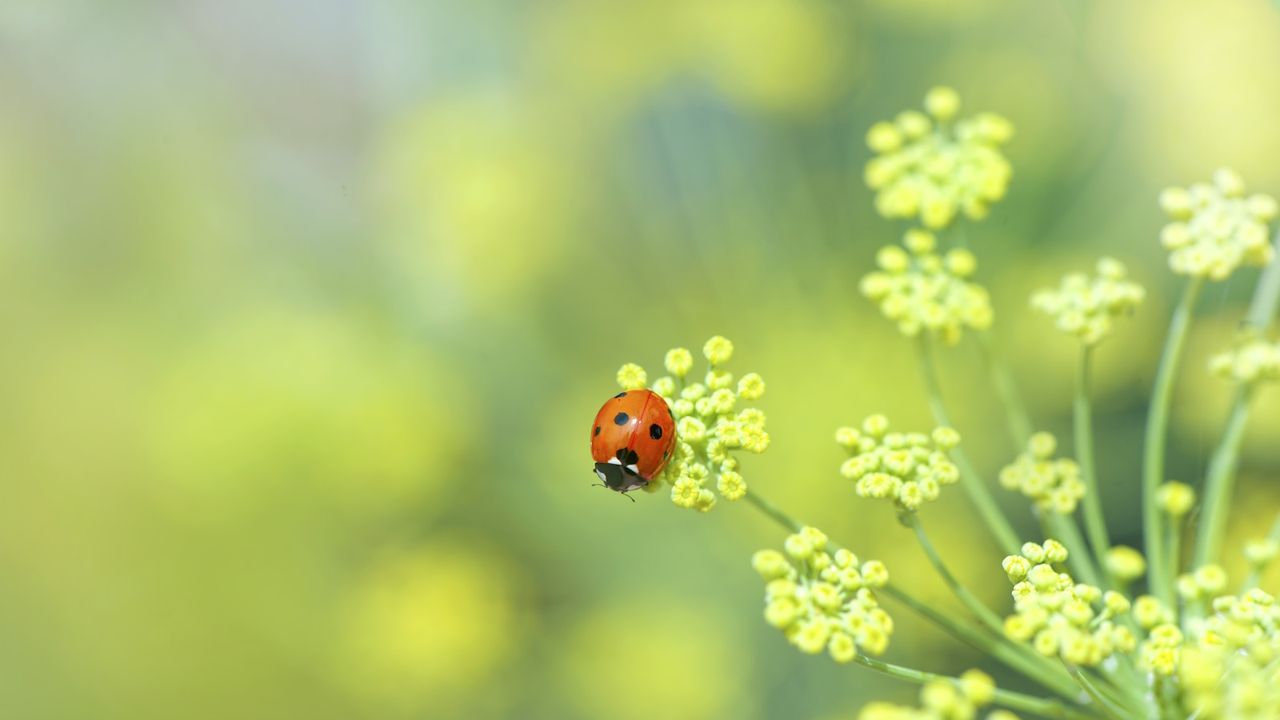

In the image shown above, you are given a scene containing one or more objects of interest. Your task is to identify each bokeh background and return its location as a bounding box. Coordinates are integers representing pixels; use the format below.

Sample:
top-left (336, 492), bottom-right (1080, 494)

top-left (3, 0), bottom-right (1280, 717)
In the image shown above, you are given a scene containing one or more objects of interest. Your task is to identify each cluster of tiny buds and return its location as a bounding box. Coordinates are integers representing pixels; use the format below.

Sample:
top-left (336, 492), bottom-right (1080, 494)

top-left (857, 668), bottom-right (1018, 720)
top-left (1159, 168), bottom-right (1277, 280)
top-left (1181, 588), bottom-right (1280, 716)
top-left (1030, 257), bottom-right (1145, 346)
top-left (752, 527), bottom-right (894, 663)
top-left (1209, 335), bottom-right (1280, 384)
top-left (836, 414), bottom-right (961, 511)
top-left (616, 336), bottom-right (767, 511)
top-left (860, 228), bottom-right (993, 345)
top-left (865, 86), bottom-right (1014, 229)
top-left (1001, 540), bottom-right (1136, 667)
top-left (997, 432), bottom-right (1085, 515)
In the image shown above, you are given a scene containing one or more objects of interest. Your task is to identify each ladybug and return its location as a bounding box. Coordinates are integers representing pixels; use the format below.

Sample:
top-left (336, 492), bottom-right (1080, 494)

top-left (590, 389), bottom-right (677, 495)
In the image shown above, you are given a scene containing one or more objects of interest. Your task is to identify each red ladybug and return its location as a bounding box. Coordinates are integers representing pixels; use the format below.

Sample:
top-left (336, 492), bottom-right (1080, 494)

top-left (590, 389), bottom-right (677, 494)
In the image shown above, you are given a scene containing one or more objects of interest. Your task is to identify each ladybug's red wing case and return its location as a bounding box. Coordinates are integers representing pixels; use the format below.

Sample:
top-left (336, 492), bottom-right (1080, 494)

top-left (589, 389), bottom-right (677, 493)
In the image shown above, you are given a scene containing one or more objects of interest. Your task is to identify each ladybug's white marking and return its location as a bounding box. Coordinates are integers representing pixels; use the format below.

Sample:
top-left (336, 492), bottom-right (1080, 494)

top-left (607, 457), bottom-right (622, 465)
top-left (626, 464), bottom-right (639, 474)
top-left (595, 468), bottom-right (607, 483)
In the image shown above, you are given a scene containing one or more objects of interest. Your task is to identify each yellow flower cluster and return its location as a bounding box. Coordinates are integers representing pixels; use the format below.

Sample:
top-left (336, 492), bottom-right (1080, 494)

top-left (1159, 168), bottom-right (1277, 280)
top-left (617, 336), bottom-right (768, 512)
top-left (1000, 540), bottom-right (1136, 666)
top-left (997, 432), bottom-right (1084, 514)
top-left (1180, 589), bottom-right (1280, 718)
top-left (857, 669), bottom-right (1018, 720)
top-left (865, 87), bottom-right (1014, 229)
top-left (836, 414), bottom-right (962, 512)
top-left (860, 229), bottom-right (993, 345)
top-left (1030, 258), bottom-right (1145, 345)
top-left (752, 527), bottom-right (894, 662)
top-left (1209, 336), bottom-right (1280, 384)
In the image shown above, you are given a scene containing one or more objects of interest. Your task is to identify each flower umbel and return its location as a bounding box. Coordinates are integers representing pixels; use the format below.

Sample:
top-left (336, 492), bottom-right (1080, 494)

top-left (1159, 168), bottom-right (1277, 280)
top-left (1209, 334), bottom-right (1280, 384)
top-left (1000, 539), bottom-right (1136, 667)
top-left (1031, 258), bottom-right (1145, 345)
top-left (997, 432), bottom-right (1085, 514)
top-left (865, 87), bottom-right (1014, 229)
top-left (617, 336), bottom-right (768, 511)
top-left (837, 415), bottom-right (961, 511)
top-left (753, 527), bottom-right (894, 662)
top-left (860, 229), bottom-right (993, 345)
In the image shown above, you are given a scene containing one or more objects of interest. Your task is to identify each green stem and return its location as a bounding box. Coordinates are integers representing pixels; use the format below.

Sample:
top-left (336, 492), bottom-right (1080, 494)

top-left (1166, 518), bottom-right (1183, 604)
top-left (848, 654), bottom-right (1100, 720)
top-left (1143, 277), bottom-right (1204, 606)
top-left (1191, 384), bottom-right (1256, 569)
top-left (1044, 512), bottom-right (1104, 589)
top-left (1242, 513), bottom-right (1280, 592)
top-left (1193, 228), bottom-right (1280, 580)
top-left (1063, 664), bottom-right (1131, 720)
top-left (901, 512), bottom-right (1007, 635)
top-left (977, 330), bottom-right (1034, 447)
top-left (742, 489), bottom-right (803, 533)
top-left (879, 584), bottom-right (1082, 700)
top-left (1074, 345), bottom-right (1112, 582)
top-left (915, 335), bottom-right (1022, 554)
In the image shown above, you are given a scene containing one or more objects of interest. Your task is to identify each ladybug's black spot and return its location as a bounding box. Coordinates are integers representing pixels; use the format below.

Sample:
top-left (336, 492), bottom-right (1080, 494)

top-left (649, 423), bottom-right (663, 440)
top-left (614, 391), bottom-right (627, 398)
top-left (662, 450), bottom-right (668, 459)
top-left (615, 448), bottom-right (639, 464)
top-left (593, 426), bottom-right (601, 436)
top-left (614, 412), bottom-right (629, 425)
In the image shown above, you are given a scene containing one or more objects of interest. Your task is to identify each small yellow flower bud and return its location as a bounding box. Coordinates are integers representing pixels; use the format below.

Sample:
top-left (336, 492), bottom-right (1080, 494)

top-left (866, 122), bottom-right (903, 153)
top-left (1043, 539), bottom-right (1069, 565)
top-left (737, 372), bottom-right (765, 400)
top-left (1106, 546), bottom-right (1146, 582)
top-left (958, 668), bottom-right (994, 705)
top-left (862, 414), bottom-right (890, 436)
top-left (924, 86), bottom-right (961, 122)
top-left (1245, 538), bottom-right (1280, 565)
top-left (828, 631), bottom-right (857, 663)
top-left (702, 336), bottom-right (734, 365)
top-left (1157, 481), bottom-right (1195, 517)
top-left (1003, 555), bottom-right (1031, 581)
top-left (664, 347), bottom-right (693, 377)
top-left (1194, 564), bottom-right (1227, 594)
top-left (616, 363), bottom-right (647, 390)
top-left (1021, 542), bottom-right (1046, 563)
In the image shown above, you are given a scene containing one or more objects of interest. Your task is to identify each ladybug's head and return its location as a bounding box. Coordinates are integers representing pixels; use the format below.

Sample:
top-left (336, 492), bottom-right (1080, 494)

top-left (593, 461), bottom-right (648, 494)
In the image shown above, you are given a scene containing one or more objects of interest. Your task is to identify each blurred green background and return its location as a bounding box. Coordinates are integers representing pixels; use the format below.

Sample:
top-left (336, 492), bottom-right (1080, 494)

top-left (3, 0), bottom-right (1280, 718)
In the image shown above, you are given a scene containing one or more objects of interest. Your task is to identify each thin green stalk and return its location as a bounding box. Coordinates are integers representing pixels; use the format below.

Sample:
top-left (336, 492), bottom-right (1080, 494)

top-left (1242, 512), bottom-right (1280, 592)
top-left (879, 584), bottom-right (1083, 701)
top-left (742, 489), bottom-right (803, 533)
top-left (849, 654), bottom-right (1100, 720)
top-left (977, 330), bottom-right (1034, 447)
top-left (1191, 385), bottom-right (1256, 569)
top-left (1165, 518), bottom-right (1182, 604)
top-left (1143, 277), bottom-right (1204, 606)
top-left (1192, 228), bottom-right (1280, 577)
top-left (1062, 663), bottom-right (1131, 720)
top-left (1043, 512), bottom-right (1104, 589)
top-left (1074, 345), bottom-right (1112, 581)
top-left (901, 512), bottom-right (1006, 635)
top-left (915, 335), bottom-right (1022, 554)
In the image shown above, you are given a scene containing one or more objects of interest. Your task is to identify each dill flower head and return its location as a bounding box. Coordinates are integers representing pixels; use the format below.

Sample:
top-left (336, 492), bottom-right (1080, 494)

top-left (836, 415), bottom-right (962, 512)
top-left (1157, 481), bottom-right (1196, 518)
top-left (1030, 258), bottom-right (1145, 345)
top-left (860, 229), bottom-right (993, 345)
top-left (997, 432), bottom-right (1085, 514)
top-left (1209, 334), bottom-right (1280, 384)
top-left (857, 668), bottom-right (1018, 720)
top-left (864, 87), bottom-right (1014, 229)
top-left (1180, 588), bottom-right (1280, 717)
top-left (752, 527), bottom-right (894, 662)
top-left (615, 336), bottom-right (768, 511)
top-left (1159, 168), bottom-right (1277, 280)
top-left (1000, 539), bottom-right (1135, 667)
